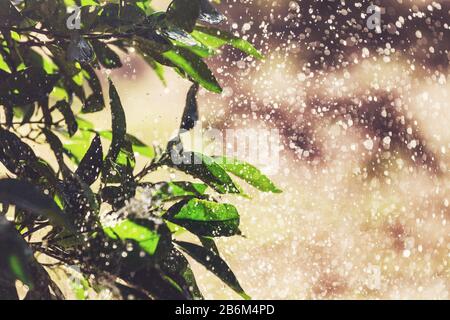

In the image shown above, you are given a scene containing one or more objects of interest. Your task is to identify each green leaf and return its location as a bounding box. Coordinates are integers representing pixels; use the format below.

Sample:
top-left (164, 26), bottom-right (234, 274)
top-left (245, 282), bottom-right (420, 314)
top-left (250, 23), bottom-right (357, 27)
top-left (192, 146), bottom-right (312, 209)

top-left (0, 128), bottom-right (39, 178)
top-left (96, 130), bottom-right (155, 159)
top-left (162, 48), bottom-right (222, 93)
top-left (105, 79), bottom-right (126, 161)
top-left (0, 54), bottom-right (12, 73)
top-left (104, 219), bottom-right (160, 256)
top-left (54, 100), bottom-right (78, 137)
top-left (91, 40), bottom-right (122, 69)
top-left (0, 216), bottom-right (34, 290)
top-left (42, 128), bottom-right (70, 176)
top-left (135, 27), bottom-right (173, 55)
top-left (0, 68), bottom-right (59, 106)
top-left (102, 79), bottom-right (128, 182)
top-left (21, 47), bottom-right (58, 75)
top-left (192, 26), bottom-right (263, 59)
top-left (9, 255), bottom-right (28, 285)
top-left (199, 0), bottom-right (225, 24)
top-left (149, 181), bottom-right (208, 201)
top-left (127, 135), bottom-right (155, 159)
top-left (160, 247), bottom-right (204, 300)
top-left (100, 185), bottom-right (132, 211)
top-left (0, 179), bottom-right (75, 232)
top-left (199, 236), bottom-right (220, 256)
top-left (115, 139), bottom-right (136, 168)
top-left (175, 240), bottom-right (250, 299)
top-left (213, 157), bottom-right (282, 193)
top-left (166, 198), bottom-right (240, 237)
top-left (164, 151), bottom-right (240, 194)
top-left (144, 56), bottom-right (167, 85)
top-left (75, 134), bottom-right (103, 186)
top-left (64, 141), bottom-right (91, 165)
top-left (79, 4), bottom-right (102, 32)
top-left (166, 0), bottom-right (200, 33)
top-left (0, 1), bottom-right (24, 27)
top-left (15, 104), bottom-right (35, 125)
top-left (180, 83), bottom-right (199, 131)
top-left (82, 65), bottom-right (105, 113)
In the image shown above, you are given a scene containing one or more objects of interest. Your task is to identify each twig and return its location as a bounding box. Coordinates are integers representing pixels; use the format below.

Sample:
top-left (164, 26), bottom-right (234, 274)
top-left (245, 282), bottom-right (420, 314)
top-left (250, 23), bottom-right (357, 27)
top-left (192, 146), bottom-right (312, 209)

top-left (4, 26), bottom-right (135, 41)
top-left (135, 161), bottom-right (163, 181)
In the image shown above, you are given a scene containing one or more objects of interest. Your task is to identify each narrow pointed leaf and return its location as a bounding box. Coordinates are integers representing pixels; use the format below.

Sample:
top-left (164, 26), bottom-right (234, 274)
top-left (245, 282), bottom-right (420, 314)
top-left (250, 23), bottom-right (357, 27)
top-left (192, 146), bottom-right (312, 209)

top-left (75, 134), bottom-right (103, 186)
top-left (91, 40), bottom-right (122, 69)
top-left (42, 128), bottom-right (71, 176)
top-left (164, 152), bottom-right (240, 194)
top-left (175, 240), bottom-right (250, 299)
top-left (192, 26), bottom-right (263, 59)
top-left (95, 130), bottom-right (155, 159)
top-left (0, 179), bottom-right (75, 232)
top-left (213, 157), bottom-right (282, 193)
top-left (0, 129), bottom-right (38, 177)
top-left (54, 100), bottom-right (78, 137)
top-left (180, 83), bottom-right (199, 131)
top-left (105, 79), bottom-right (126, 162)
top-left (148, 181), bottom-right (208, 201)
top-left (162, 48), bottom-right (222, 93)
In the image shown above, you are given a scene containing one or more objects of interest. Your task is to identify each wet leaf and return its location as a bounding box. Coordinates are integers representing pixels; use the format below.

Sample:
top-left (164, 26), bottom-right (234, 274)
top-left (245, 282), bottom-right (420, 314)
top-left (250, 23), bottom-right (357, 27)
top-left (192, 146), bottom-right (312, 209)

top-left (0, 216), bottom-right (34, 291)
top-left (104, 219), bottom-right (161, 256)
top-left (164, 151), bottom-right (240, 194)
top-left (91, 40), bottom-right (122, 69)
top-left (148, 181), bottom-right (208, 202)
top-left (105, 79), bottom-right (126, 162)
top-left (0, 129), bottom-right (39, 178)
top-left (199, 0), bottom-right (225, 24)
top-left (163, 48), bottom-right (221, 93)
top-left (0, 68), bottom-right (59, 106)
top-left (42, 128), bottom-right (70, 176)
top-left (67, 35), bottom-right (96, 64)
top-left (175, 240), bottom-right (250, 299)
top-left (102, 79), bottom-right (127, 182)
top-left (96, 130), bottom-right (155, 160)
top-left (75, 134), bottom-right (103, 186)
top-left (213, 157), bottom-right (282, 193)
top-left (166, 198), bottom-right (240, 237)
top-left (0, 179), bottom-right (75, 232)
top-left (166, 0), bottom-right (200, 33)
top-left (54, 100), bottom-right (78, 137)
top-left (100, 185), bottom-right (131, 210)
top-left (192, 26), bottom-right (263, 59)
top-left (180, 83), bottom-right (199, 131)
top-left (82, 65), bottom-right (105, 113)
top-left (160, 247), bottom-right (203, 300)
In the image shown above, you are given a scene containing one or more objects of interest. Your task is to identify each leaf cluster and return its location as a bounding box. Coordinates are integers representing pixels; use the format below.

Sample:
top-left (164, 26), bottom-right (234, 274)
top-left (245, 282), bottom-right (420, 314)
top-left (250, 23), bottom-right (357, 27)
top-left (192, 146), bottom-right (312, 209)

top-left (0, 0), bottom-right (278, 300)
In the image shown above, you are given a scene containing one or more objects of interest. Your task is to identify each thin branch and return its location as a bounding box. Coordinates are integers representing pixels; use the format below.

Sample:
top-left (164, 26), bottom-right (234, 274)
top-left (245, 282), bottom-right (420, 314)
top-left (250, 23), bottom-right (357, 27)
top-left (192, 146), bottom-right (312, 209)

top-left (135, 160), bottom-right (164, 181)
top-left (3, 26), bottom-right (135, 42)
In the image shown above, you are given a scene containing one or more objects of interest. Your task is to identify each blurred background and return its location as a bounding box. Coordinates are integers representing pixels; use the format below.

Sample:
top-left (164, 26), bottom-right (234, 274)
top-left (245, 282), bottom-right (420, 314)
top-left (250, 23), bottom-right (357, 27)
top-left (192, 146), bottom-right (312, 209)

top-left (95, 0), bottom-right (450, 299)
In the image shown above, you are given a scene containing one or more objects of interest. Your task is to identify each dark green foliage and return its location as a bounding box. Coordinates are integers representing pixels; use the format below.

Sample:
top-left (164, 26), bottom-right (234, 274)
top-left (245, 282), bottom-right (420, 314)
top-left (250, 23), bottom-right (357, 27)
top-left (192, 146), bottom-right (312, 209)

top-left (180, 83), bottom-right (199, 131)
top-left (175, 240), bottom-right (250, 299)
top-left (75, 134), bottom-right (103, 186)
top-left (0, 0), bottom-right (276, 300)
